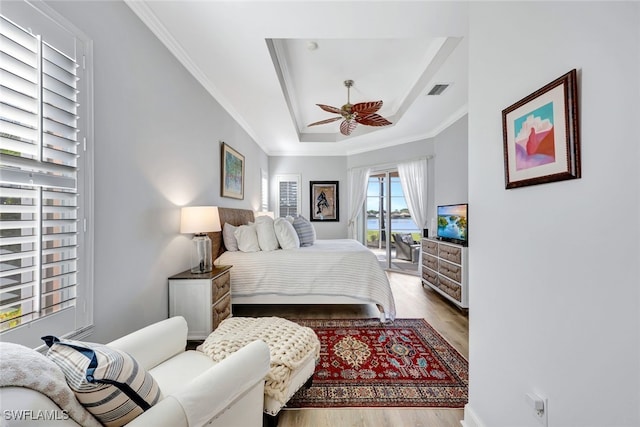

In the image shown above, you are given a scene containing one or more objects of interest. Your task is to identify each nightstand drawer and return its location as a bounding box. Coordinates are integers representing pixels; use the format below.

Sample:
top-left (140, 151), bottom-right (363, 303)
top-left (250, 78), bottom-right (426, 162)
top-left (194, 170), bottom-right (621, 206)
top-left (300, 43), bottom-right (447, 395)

top-left (212, 294), bottom-right (232, 329)
top-left (168, 265), bottom-right (232, 339)
top-left (212, 271), bottom-right (230, 302)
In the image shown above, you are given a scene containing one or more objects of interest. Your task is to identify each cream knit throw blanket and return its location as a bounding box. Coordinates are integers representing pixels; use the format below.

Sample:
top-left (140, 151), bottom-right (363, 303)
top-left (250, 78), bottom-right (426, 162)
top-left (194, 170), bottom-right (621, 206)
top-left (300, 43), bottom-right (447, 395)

top-left (0, 342), bottom-right (102, 427)
top-left (199, 317), bottom-right (320, 405)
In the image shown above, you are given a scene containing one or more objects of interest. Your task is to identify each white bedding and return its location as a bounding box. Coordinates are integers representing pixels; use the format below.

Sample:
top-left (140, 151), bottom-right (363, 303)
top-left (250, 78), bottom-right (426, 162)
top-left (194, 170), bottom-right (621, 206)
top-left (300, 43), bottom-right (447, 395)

top-left (214, 239), bottom-right (396, 321)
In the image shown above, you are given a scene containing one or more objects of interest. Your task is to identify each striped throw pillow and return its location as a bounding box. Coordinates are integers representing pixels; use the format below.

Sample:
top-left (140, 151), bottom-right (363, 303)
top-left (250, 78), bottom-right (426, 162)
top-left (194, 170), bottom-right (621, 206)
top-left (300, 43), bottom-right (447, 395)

top-left (292, 215), bottom-right (316, 247)
top-left (42, 336), bottom-right (161, 427)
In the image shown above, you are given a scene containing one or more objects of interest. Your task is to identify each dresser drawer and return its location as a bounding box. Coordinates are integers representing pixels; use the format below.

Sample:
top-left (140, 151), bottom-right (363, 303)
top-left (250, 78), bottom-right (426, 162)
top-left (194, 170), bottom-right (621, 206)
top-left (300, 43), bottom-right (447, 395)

top-left (212, 271), bottom-right (230, 302)
top-left (439, 259), bottom-right (462, 283)
top-left (423, 239), bottom-right (438, 256)
top-left (422, 266), bottom-right (438, 285)
top-left (423, 254), bottom-right (438, 271)
top-left (437, 275), bottom-right (462, 302)
top-left (438, 244), bottom-right (462, 264)
top-left (212, 294), bottom-right (232, 329)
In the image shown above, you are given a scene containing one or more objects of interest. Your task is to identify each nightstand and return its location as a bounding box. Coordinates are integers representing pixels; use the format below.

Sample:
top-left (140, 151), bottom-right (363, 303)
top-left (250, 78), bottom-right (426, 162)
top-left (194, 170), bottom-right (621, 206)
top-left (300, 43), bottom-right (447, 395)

top-left (168, 265), bottom-right (232, 339)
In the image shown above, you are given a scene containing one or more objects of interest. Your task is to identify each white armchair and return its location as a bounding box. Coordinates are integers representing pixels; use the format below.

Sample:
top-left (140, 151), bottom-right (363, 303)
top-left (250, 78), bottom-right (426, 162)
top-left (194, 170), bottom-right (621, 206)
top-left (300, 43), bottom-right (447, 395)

top-left (0, 317), bottom-right (271, 427)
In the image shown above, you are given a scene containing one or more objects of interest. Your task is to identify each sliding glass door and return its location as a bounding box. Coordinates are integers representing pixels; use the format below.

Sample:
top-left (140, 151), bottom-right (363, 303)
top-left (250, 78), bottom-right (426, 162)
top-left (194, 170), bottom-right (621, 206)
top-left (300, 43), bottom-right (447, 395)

top-left (365, 171), bottom-right (420, 274)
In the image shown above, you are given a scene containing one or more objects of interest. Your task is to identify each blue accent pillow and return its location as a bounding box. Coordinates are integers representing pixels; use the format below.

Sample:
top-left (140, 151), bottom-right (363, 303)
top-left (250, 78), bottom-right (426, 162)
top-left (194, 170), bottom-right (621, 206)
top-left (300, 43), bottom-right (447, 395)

top-left (292, 215), bottom-right (316, 247)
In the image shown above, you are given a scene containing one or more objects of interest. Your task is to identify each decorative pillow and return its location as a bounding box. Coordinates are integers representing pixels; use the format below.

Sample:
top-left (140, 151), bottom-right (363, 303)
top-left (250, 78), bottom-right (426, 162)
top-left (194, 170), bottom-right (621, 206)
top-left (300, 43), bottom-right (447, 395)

top-left (401, 233), bottom-right (414, 244)
top-left (222, 223), bottom-right (238, 251)
top-left (42, 336), bottom-right (161, 427)
top-left (255, 215), bottom-right (279, 251)
top-left (274, 217), bottom-right (300, 250)
top-left (292, 215), bottom-right (316, 247)
top-left (234, 224), bottom-right (261, 252)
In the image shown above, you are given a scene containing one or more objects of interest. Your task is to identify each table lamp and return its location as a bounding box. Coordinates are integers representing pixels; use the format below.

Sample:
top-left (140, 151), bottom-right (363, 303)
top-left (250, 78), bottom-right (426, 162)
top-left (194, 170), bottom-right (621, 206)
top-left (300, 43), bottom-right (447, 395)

top-left (180, 206), bottom-right (221, 273)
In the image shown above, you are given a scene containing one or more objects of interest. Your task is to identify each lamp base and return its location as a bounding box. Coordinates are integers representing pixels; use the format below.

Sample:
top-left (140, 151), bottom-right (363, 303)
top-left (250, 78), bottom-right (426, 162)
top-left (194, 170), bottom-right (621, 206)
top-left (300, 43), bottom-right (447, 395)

top-left (190, 233), bottom-right (212, 274)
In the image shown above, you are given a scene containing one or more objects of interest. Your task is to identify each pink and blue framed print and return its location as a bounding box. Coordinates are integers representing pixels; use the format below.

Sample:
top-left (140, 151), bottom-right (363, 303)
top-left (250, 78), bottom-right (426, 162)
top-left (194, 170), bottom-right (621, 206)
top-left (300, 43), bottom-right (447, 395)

top-left (502, 69), bottom-right (581, 189)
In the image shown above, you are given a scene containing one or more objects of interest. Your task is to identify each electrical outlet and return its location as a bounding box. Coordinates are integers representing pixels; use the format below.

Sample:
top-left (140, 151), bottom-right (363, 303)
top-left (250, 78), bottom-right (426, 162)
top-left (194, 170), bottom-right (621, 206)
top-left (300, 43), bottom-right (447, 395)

top-left (525, 393), bottom-right (548, 427)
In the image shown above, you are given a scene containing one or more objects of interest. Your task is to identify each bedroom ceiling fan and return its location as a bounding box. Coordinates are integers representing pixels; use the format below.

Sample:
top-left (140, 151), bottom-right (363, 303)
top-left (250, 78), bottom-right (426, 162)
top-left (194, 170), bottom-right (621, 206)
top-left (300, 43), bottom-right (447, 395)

top-left (307, 80), bottom-right (392, 136)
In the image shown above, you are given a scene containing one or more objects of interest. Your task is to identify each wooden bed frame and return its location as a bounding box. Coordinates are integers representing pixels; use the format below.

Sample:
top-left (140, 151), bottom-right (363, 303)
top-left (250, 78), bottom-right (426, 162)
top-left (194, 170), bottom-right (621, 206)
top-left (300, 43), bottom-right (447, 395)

top-left (208, 207), bottom-right (388, 321)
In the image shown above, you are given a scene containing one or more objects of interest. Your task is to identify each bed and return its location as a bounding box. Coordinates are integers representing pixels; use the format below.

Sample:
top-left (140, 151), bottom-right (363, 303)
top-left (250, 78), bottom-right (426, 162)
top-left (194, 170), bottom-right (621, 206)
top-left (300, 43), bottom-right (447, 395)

top-left (209, 208), bottom-right (396, 322)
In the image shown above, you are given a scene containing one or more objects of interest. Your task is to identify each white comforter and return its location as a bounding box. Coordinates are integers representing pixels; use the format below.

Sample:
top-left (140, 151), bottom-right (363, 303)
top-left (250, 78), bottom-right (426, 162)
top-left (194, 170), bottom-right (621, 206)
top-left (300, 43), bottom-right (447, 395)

top-left (215, 239), bottom-right (396, 321)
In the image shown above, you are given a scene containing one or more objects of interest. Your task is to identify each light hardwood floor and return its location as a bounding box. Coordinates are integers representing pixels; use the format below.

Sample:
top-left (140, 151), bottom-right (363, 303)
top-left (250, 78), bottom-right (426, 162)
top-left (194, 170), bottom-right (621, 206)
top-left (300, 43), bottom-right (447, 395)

top-left (233, 271), bottom-right (469, 427)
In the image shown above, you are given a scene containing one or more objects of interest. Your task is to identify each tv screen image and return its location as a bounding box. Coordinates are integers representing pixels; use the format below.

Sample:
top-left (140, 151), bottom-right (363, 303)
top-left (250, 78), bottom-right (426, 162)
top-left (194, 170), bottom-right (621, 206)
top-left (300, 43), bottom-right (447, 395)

top-left (437, 204), bottom-right (468, 245)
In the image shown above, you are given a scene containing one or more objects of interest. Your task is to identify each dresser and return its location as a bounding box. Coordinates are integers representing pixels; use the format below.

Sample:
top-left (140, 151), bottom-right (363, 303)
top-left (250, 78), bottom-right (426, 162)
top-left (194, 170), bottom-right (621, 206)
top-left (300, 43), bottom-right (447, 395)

top-left (168, 265), bottom-right (232, 339)
top-left (420, 238), bottom-right (468, 309)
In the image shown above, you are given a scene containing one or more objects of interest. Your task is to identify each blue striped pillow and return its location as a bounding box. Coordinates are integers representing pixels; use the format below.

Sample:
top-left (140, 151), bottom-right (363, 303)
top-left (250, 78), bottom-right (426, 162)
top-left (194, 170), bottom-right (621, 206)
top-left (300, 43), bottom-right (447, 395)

top-left (292, 215), bottom-right (316, 247)
top-left (42, 336), bottom-right (161, 427)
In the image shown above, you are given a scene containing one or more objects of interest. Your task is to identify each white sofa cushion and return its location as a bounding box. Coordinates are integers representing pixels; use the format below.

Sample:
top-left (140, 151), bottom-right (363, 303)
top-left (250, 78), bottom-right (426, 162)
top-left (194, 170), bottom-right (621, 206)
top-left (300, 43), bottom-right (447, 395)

top-left (108, 316), bottom-right (187, 371)
top-left (148, 350), bottom-right (215, 397)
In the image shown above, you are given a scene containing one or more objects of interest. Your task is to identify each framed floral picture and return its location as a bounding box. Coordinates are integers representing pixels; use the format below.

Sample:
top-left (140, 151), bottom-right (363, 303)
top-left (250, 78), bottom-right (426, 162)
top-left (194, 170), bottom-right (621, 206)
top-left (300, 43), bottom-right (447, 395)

top-left (221, 142), bottom-right (244, 199)
top-left (310, 181), bottom-right (339, 222)
top-left (502, 69), bottom-right (581, 189)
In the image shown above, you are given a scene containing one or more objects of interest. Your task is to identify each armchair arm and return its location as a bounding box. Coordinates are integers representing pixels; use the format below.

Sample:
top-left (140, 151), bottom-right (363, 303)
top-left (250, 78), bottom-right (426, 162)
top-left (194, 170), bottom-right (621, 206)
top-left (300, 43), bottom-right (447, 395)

top-left (107, 316), bottom-right (188, 370)
top-left (173, 340), bottom-right (270, 427)
top-left (126, 396), bottom-right (187, 427)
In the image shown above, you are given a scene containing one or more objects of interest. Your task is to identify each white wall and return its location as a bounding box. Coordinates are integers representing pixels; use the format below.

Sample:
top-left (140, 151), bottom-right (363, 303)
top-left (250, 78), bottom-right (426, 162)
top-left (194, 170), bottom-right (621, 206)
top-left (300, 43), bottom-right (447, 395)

top-left (270, 156), bottom-right (348, 238)
top-left (467, 3), bottom-right (639, 426)
top-left (433, 115), bottom-right (468, 209)
top-left (47, 1), bottom-right (268, 342)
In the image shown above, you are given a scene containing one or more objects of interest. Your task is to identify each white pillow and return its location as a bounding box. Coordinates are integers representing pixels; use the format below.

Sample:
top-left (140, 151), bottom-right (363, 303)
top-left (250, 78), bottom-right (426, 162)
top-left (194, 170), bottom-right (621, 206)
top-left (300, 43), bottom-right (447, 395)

top-left (255, 216), bottom-right (279, 251)
top-left (222, 223), bottom-right (238, 251)
top-left (234, 224), bottom-right (261, 252)
top-left (274, 218), bottom-right (300, 250)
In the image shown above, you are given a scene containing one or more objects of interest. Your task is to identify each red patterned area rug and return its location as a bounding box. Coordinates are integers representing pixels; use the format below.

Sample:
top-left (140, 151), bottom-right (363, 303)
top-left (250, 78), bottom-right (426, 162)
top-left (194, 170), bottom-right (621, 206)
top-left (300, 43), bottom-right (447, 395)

top-left (286, 318), bottom-right (468, 409)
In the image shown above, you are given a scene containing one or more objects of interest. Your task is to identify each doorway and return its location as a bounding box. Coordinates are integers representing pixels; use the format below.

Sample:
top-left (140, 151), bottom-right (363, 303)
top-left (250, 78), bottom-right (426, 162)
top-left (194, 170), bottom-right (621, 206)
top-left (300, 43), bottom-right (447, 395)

top-left (365, 171), bottom-right (420, 274)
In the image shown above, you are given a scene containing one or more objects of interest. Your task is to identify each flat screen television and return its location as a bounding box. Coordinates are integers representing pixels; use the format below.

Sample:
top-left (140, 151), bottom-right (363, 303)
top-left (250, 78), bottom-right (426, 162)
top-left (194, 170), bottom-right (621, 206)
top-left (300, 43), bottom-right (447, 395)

top-left (437, 203), bottom-right (468, 246)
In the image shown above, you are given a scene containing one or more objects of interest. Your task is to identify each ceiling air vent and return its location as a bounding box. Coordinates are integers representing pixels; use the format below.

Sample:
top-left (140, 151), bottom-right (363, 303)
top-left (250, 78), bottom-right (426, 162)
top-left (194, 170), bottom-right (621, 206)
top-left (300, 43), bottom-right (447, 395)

top-left (426, 83), bottom-right (450, 96)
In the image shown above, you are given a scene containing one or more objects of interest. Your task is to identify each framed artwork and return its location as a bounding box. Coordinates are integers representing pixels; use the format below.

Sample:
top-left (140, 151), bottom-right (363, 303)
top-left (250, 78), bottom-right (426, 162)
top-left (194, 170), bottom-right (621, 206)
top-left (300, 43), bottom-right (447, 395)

top-left (310, 181), bottom-right (339, 222)
top-left (221, 142), bottom-right (244, 199)
top-left (502, 69), bottom-right (581, 189)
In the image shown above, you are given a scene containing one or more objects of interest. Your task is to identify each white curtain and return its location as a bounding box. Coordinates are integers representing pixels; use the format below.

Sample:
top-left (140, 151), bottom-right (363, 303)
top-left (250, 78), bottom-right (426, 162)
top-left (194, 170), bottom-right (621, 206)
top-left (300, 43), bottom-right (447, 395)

top-left (347, 166), bottom-right (371, 240)
top-left (398, 158), bottom-right (429, 230)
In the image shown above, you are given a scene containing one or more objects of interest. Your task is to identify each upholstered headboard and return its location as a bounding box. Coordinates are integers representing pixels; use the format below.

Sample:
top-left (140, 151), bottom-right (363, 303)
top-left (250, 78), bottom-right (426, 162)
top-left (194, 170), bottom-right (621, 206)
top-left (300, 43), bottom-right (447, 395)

top-left (207, 207), bottom-right (255, 260)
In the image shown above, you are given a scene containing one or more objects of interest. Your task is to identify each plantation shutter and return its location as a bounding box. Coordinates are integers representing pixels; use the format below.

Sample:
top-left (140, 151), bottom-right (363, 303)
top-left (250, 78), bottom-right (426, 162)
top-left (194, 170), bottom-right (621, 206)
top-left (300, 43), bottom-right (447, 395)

top-left (0, 14), bottom-right (80, 331)
top-left (277, 175), bottom-right (300, 218)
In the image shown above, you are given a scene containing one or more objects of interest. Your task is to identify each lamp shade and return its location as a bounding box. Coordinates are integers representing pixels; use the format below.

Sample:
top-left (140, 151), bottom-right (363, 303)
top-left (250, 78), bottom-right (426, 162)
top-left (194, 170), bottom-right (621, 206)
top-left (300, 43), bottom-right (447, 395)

top-left (180, 206), bottom-right (221, 234)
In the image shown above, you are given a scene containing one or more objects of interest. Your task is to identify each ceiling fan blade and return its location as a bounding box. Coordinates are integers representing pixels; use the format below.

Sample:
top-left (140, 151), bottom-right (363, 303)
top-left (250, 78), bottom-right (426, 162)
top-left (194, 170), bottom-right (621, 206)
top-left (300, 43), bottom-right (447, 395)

top-left (352, 101), bottom-right (383, 116)
top-left (308, 116), bottom-right (343, 127)
top-left (340, 119), bottom-right (358, 136)
top-left (317, 104), bottom-right (344, 115)
top-left (356, 113), bottom-right (392, 127)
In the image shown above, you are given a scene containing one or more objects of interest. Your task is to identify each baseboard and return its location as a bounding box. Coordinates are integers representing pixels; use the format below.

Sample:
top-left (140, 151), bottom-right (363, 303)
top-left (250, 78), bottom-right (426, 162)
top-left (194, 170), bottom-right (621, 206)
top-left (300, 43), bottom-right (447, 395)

top-left (460, 404), bottom-right (486, 427)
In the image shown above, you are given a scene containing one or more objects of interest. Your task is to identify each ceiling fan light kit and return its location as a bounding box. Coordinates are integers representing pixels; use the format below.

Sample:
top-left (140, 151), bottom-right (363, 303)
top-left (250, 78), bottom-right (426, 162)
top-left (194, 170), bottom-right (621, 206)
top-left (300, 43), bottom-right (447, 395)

top-left (307, 79), bottom-right (392, 136)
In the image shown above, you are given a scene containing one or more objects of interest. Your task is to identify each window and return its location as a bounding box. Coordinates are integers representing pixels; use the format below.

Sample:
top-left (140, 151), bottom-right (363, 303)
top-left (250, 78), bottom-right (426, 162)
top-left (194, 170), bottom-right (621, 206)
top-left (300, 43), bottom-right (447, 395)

top-left (0, 3), bottom-right (93, 345)
top-left (260, 168), bottom-right (269, 212)
top-left (275, 174), bottom-right (300, 218)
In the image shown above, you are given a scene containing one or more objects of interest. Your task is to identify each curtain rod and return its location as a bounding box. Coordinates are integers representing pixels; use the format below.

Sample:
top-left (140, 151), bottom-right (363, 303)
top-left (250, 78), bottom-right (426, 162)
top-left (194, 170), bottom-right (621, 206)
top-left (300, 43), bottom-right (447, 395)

top-left (348, 155), bottom-right (434, 172)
